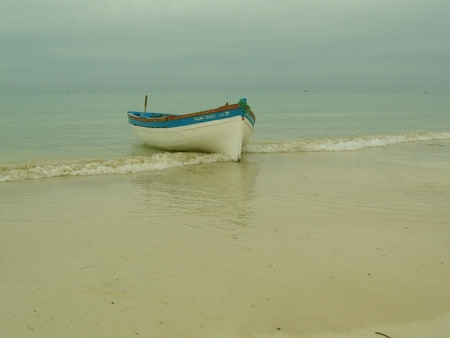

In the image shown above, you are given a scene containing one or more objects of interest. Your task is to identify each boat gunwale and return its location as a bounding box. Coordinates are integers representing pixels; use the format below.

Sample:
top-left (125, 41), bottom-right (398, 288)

top-left (128, 102), bottom-right (255, 123)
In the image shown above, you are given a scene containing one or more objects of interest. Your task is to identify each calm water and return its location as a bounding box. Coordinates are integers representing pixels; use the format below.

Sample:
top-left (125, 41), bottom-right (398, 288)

top-left (0, 91), bottom-right (449, 181)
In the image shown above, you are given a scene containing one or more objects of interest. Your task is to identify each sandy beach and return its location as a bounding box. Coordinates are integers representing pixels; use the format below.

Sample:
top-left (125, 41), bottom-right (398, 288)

top-left (1, 140), bottom-right (449, 337)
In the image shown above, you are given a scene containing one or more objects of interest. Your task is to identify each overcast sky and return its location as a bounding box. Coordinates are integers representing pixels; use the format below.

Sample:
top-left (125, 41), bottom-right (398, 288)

top-left (1, 0), bottom-right (449, 93)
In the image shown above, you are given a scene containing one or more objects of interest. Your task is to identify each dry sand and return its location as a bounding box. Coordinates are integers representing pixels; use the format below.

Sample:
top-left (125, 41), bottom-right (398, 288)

top-left (1, 141), bottom-right (449, 337)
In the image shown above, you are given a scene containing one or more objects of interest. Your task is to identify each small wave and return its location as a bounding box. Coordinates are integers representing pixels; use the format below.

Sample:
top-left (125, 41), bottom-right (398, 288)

top-left (2, 132), bottom-right (448, 182)
top-left (245, 132), bottom-right (450, 153)
top-left (0, 152), bottom-right (229, 183)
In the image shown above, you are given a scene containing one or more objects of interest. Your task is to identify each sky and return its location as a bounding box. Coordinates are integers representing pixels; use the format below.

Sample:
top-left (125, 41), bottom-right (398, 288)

top-left (1, 0), bottom-right (450, 93)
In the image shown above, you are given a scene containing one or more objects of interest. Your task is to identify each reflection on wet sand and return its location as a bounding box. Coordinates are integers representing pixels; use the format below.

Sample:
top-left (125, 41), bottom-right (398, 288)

top-left (130, 160), bottom-right (260, 230)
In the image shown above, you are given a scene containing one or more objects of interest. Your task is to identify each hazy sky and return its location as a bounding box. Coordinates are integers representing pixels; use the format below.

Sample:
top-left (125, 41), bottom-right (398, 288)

top-left (2, 0), bottom-right (449, 93)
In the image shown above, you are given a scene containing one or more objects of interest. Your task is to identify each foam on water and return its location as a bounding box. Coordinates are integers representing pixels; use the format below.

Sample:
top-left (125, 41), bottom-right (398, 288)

top-left (1, 132), bottom-right (448, 182)
top-left (0, 152), bottom-right (229, 183)
top-left (245, 132), bottom-right (450, 153)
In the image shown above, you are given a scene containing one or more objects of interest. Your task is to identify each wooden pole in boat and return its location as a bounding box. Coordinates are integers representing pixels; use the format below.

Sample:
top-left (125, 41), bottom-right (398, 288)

top-left (144, 95), bottom-right (148, 114)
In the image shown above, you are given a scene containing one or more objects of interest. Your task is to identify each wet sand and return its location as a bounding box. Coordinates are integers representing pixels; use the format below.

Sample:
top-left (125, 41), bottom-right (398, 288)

top-left (1, 141), bottom-right (450, 337)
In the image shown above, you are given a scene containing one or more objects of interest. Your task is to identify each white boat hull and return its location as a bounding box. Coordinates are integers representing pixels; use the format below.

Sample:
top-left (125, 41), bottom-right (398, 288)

top-left (130, 115), bottom-right (254, 161)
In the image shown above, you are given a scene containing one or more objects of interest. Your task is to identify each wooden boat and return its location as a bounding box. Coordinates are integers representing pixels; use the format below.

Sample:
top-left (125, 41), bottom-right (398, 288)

top-left (127, 98), bottom-right (256, 161)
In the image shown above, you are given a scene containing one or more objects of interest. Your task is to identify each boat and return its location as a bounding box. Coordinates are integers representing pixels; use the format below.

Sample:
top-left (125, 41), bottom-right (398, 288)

top-left (127, 97), bottom-right (256, 161)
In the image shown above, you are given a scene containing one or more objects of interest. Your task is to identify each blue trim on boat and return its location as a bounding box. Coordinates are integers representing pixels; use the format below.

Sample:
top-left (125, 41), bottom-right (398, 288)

top-left (242, 110), bottom-right (256, 126)
top-left (128, 106), bottom-right (255, 129)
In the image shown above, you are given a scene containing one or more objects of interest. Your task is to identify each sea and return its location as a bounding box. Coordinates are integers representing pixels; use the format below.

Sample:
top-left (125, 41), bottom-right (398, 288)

top-left (0, 91), bottom-right (448, 180)
top-left (1, 91), bottom-right (450, 337)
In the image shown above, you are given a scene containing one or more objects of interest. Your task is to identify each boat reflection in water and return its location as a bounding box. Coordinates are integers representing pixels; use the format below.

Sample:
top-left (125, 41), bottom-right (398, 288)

top-left (131, 159), bottom-right (260, 231)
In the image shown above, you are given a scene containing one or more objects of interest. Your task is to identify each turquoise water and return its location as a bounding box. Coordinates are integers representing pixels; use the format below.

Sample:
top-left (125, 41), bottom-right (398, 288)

top-left (0, 92), bottom-right (449, 181)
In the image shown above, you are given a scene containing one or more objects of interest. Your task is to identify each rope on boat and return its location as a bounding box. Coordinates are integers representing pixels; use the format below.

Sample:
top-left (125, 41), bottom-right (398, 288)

top-left (238, 99), bottom-right (252, 113)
